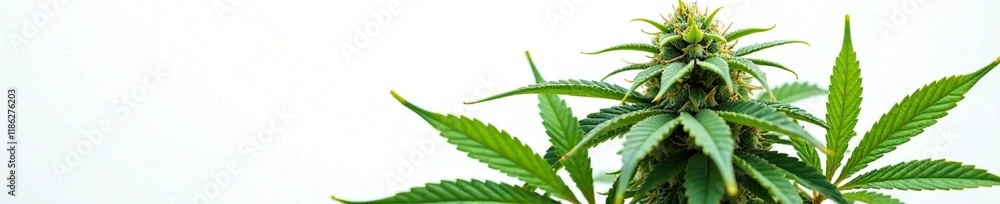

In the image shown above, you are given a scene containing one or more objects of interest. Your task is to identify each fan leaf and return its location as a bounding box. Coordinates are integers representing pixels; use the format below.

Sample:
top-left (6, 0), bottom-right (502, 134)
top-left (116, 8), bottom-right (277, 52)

top-left (738, 176), bottom-right (776, 203)
top-left (825, 17), bottom-right (863, 181)
top-left (679, 111), bottom-right (737, 194)
top-left (583, 43), bottom-right (659, 55)
top-left (757, 81), bottom-right (827, 103)
top-left (745, 57), bottom-right (799, 78)
top-left (790, 136), bottom-right (820, 169)
top-left (601, 64), bottom-right (650, 81)
top-left (840, 58), bottom-right (999, 182)
top-left (841, 159), bottom-right (1000, 190)
top-left (633, 151), bottom-right (694, 202)
top-left (728, 57), bottom-right (775, 101)
top-left (842, 191), bottom-right (903, 204)
top-left (684, 153), bottom-right (726, 204)
top-left (567, 108), bottom-right (667, 160)
top-left (580, 104), bottom-right (651, 133)
top-left (697, 57), bottom-right (735, 93)
top-left (714, 101), bottom-right (827, 151)
top-left (732, 153), bottom-right (803, 204)
top-left (761, 133), bottom-right (792, 145)
top-left (734, 39), bottom-right (809, 56)
top-left (614, 114), bottom-right (682, 203)
top-left (744, 150), bottom-right (847, 204)
top-left (622, 64), bottom-right (666, 103)
top-left (654, 61), bottom-right (695, 101)
top-left (331, 179), bottom-right (559, 204)
top-left (631, 18), bottom-right (671, 33)
top-left (391, 92), bottom-right (578, 203)
top-left (757, 100), bottom-right (828, 128)
top-left (723, 25), bottom-right (775, 41)
top-left (605, 177), bottom-right (620, 204)
top-left (465, 79), bottom-right (649, 104)
top-left (527, 51), bottom-right (595, 203)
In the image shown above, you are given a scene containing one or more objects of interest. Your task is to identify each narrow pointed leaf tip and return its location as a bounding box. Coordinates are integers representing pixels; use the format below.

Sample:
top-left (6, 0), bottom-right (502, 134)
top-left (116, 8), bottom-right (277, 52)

top-left (390, 90), bottom-right (406, 104)
top-left (703, 7), bottom-right (722, 28)
top-left (525, 50), bottom-right (545, 83)
top-left (631, 18), bottom-right (670, 33)
top-left (390, 91), bottom-right (580, 203)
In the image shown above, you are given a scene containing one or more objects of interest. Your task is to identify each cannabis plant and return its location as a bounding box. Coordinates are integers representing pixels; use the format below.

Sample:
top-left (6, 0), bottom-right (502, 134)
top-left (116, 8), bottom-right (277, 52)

top-left (332, 1), bottom-right (1000, 203)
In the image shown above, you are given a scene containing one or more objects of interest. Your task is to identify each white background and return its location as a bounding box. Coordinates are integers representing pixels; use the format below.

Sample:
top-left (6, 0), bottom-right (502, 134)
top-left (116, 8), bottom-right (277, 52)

top-left (2, 0), bottom-right (1000, 203)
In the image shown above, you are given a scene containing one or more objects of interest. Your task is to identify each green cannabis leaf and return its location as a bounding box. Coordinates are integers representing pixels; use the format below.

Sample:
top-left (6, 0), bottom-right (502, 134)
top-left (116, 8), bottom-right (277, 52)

top-left (528, 52), bottom-right (596, 203)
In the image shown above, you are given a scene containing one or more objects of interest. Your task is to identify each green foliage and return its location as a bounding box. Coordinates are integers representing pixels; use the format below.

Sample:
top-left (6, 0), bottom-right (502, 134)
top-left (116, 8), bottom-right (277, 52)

top-left (465, 79), bottom-right (649, 105)
top-left (824, 17), bottom-right (863, 181)
top-left (653, 61), bottom-right (694, 101)
top-left (732, 153), bottom-right (803, 203)
top-left (787, 16), bottom-right (1000, 204)
top-left (714, 101), bottom-right (825, 149)
top-left (728, 57), bottom-right (776, 100)
top-left (390, 92), bottom-right (580, 203)
top-left (734, 40), bottom-right (810, 56)
top-left (790, 136), bottom-right (821, 169)
top-left (632, 152), bottom-right (693, 203)
top-left (631, 18), bottom-right (671, 33)
top-left (583, 43), bottom-right (659, 55)
top-left (842, 191), bottom-right (902, 204)
top-left (616, 114), bottom-right (682, 203)
top-left (622, 64), bottom-right (666, 103)
top-left (529, 52), bottom-right (596, 203)
top-left (744, 150), bottom-right (847, 203)
top-left (757, 81), bottom-right (827, 103)
top-left (840, 59), bottom-right (999, 182)
top-left (658, 34), bottom-right (682, 46)
top-left (746, 57), bottom-right (798, 78)
top-left (723, 25), bottom-right (775, 41)
top-left (757, 100), bottom-right (828, 128)
top-left (841, 159), bottom-right (1000, 190)
top-left (337, 1), bottom-right (1000, 204)
top-left (678, 111), bottom-right (736, 194)
top-left (601, 64), bottom-right (649, 81)
top-left (568, 109), bottom-right (667, 158)
top-left (684, 153), bottom-right (726, 204)
top-left (739, 177), bottom-right (776, 203)
top-left (696, 57), bottom-right (735, 92)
